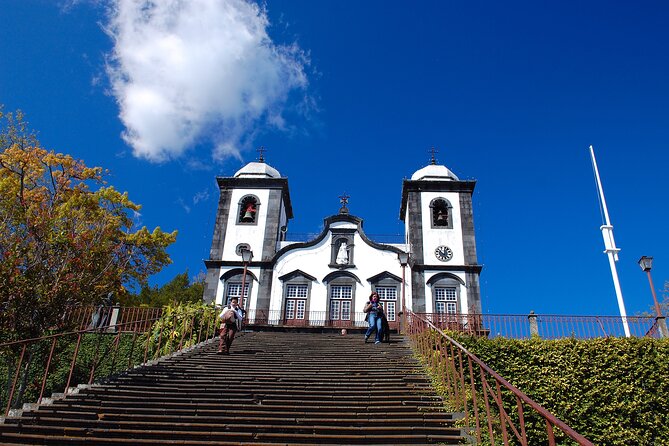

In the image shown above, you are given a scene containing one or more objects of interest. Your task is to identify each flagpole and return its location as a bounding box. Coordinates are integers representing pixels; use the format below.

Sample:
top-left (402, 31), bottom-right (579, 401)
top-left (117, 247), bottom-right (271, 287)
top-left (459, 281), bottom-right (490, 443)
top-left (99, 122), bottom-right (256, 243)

top-left (590, 145), bottom-right (630, 337)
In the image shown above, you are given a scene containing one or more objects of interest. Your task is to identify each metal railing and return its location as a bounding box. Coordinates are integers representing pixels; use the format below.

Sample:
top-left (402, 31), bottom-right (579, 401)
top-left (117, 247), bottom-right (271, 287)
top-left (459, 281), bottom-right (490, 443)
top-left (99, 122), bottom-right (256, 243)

top-left (58, 307), bottom-right (663, 340)
top-left (406, 310), bottom-right (595, 446)
top-left (416, 312), bottom-right (661, 339)
top-left (61, 306), bottom-right (164, 331)
top-left (0, 307), bottom-right (219, 417)
top-left (242, 310), bottom-right (373, 328)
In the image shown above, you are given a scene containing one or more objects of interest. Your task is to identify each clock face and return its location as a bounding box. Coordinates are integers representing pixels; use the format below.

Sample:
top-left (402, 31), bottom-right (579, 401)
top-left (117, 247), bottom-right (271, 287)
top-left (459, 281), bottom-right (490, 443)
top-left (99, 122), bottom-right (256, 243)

top-left (435, 245), bottom-right (453, 262)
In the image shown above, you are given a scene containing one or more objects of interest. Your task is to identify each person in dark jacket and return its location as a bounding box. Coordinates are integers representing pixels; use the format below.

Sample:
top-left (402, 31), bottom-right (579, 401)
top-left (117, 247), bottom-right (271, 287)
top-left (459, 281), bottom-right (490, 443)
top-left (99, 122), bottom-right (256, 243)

top-left (363, 292), bottom-right (385, 344)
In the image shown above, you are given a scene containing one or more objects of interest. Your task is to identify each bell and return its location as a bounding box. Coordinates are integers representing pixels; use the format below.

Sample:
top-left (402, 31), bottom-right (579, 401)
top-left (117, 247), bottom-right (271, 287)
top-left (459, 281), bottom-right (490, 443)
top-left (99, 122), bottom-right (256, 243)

top-left (242, 210), bottom-right (255, 222)
top-left (436, 211), bottom-right (447, 223)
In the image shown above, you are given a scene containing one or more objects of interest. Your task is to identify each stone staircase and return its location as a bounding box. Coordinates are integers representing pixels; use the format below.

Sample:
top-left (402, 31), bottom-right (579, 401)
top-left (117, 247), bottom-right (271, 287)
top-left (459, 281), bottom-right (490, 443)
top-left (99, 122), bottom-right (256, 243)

top-left (0, 331), bottom-right (469, 445)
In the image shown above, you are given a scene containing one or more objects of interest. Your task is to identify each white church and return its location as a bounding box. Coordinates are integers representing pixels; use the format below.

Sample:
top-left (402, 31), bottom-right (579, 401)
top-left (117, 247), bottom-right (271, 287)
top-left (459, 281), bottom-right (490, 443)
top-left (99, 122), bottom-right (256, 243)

top-left (203, 154), bottom-right (482, 330)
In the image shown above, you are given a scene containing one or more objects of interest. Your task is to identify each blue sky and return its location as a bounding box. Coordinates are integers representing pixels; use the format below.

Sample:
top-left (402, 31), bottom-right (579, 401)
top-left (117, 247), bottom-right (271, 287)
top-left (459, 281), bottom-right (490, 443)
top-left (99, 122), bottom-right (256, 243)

top-left (1, 1), bottom-right (668, 317)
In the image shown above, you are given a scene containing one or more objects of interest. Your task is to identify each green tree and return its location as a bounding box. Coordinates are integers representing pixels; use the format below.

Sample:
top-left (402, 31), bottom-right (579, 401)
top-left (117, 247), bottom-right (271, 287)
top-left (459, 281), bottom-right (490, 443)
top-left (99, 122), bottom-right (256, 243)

top-left (0, 108), bottom-right (177, 339)
top-left (120, 270), bottom-right (205, 307)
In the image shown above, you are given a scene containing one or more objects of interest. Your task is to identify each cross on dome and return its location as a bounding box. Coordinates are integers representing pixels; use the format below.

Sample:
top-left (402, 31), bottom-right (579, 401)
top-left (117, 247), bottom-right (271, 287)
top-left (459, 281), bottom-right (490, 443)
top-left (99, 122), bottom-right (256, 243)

top-left (429, 147), bottom-right (439, 165)
top-left (257, 146), bottom-right (267, 163)
top-left (338, 193), bottom-right (350, 215)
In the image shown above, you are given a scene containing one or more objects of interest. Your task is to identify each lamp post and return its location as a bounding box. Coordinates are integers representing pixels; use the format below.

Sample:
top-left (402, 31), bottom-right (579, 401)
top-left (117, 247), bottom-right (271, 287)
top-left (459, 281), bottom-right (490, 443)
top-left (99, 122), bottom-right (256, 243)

top-left (398, 251), bottom-right (410, 334)
top-left (638, 256), bottom-right (668, 338)
top-left (240, 248), bottom-right (253, 309)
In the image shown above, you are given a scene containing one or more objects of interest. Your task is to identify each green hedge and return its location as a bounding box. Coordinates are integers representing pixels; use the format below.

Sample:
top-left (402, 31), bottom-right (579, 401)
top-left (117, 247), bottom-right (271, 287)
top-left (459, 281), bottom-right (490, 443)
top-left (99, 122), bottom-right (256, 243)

top-left (426, 333), bottom-right (669, 445)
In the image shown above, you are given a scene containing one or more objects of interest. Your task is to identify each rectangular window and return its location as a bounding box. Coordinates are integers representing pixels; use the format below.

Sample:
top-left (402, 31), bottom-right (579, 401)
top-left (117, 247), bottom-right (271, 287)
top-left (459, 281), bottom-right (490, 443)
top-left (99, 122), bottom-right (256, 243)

top-left (384, 301), bottom-right (396, 321)
top-left (227, 283), bottom-right (249, 307)
top-left (285, 300), bottom-right (295, 319)
top-left (435, 287), bottom-right (457, 314)
top-left (376, 286), bottom-right (398, 321)
top-left (286, 284), bottom-right (308, 298)
top-left (329, 285), bottom-right (352, 320)
top-left (296, 300), bottom-right (306, 319)
top-left (330, 285), bottom-right (352, 300)
top-left (330, 300), bottom-right (340, 320)
top-left (227, 283), bottom-right (249, 298)
top-left (376, 286), bottom-right (397, 300)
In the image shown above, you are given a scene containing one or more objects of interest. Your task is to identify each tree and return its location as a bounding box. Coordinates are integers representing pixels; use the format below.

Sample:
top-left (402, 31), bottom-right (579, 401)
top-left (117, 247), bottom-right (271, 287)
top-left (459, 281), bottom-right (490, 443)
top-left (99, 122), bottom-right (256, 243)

top-left (0, 108), bottom-right (177, 339)
top-left (120, 270), bottom-right (205, 307)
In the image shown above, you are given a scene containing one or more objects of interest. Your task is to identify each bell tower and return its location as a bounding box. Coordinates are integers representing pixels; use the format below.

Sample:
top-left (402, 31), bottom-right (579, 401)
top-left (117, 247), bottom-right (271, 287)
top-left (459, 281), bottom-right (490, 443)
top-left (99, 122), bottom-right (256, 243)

top-left (203, 154), bottom-right (293, 311)
top-left (399, 151), bottom-right (482, 315)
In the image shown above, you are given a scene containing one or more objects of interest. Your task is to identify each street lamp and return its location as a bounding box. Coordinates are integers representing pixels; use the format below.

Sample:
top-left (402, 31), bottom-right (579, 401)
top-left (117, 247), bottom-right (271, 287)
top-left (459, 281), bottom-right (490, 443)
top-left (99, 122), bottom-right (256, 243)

top-left (638, 256), bottom-right (668, 338)
top-left (240, 248), bottom-right (253, 308)
top-left (398, 251), bottom-right (410, 334)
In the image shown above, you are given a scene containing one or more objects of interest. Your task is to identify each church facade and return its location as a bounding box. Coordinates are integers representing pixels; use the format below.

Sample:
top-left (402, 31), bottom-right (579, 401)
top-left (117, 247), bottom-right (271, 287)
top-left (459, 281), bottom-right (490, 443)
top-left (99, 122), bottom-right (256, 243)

top-left (203, 157), bottom-right (482, 327)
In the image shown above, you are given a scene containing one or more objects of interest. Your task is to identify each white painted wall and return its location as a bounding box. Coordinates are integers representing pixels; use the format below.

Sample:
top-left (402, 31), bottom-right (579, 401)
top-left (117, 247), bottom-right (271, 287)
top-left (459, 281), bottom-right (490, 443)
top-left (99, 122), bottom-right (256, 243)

top-left (222, 189), bottom-right (271, 261)
top-left (420, 191), bottom-right (464, 266)
top-left (269, 227), bottom-right (412, 318)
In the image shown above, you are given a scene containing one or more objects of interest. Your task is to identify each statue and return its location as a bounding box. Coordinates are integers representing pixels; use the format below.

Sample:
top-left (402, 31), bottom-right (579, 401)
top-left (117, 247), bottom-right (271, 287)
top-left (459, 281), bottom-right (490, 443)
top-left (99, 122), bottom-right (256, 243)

top-left (336, 241), bottom-right (349, 264)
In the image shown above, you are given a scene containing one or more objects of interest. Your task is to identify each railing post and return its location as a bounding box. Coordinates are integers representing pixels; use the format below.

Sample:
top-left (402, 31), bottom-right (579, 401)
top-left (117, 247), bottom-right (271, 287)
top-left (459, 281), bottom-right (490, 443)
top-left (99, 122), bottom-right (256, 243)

top-left (528, 311), bottom-right (539, 339)
top-left (655, 316), bottom-right (669, 338)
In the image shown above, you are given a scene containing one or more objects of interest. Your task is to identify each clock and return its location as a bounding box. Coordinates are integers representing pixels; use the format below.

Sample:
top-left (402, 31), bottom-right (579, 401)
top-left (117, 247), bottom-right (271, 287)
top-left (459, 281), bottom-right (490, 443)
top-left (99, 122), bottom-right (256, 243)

top-left (435, 245), bottom-right (453, 262)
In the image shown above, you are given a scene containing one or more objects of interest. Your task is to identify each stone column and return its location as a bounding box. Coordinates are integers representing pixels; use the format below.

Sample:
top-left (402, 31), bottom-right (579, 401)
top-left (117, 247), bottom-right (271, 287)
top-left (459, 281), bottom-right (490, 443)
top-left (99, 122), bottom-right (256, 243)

top-left (528, 311), bottom-right (539, 339)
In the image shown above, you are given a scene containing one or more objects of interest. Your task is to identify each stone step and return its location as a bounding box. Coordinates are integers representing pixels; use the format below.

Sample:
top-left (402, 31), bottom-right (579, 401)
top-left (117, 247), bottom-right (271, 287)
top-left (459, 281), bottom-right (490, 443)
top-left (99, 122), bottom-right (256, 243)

top-left (0, 424), bottom-right (465, 444)
top-left (0, 332), bottom-right (468, 445)
top-left (14, 410), bottom-right (457, 426)
top-left (35, 401), bottom-right (448, 415)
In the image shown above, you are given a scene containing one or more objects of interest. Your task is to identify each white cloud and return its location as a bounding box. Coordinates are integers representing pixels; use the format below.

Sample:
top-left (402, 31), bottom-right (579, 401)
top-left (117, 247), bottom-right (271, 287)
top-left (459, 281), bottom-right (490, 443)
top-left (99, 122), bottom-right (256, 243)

top-left (192, 189), bottom-right (210, 204)
top-left (176, 197), bottom-right (191, 214)
top-left (104, 0), bottom-right (308, 162)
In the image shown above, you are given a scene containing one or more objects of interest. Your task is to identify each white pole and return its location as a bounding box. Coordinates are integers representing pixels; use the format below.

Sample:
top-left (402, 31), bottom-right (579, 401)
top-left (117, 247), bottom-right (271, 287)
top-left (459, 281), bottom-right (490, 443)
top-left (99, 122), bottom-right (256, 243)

top-left (590, 145), bottom-right (630, 337)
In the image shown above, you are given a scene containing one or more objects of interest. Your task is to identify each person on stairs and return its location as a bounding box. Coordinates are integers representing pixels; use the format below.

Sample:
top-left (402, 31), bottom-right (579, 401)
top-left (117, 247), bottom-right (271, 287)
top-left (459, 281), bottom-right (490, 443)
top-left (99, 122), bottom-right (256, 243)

top-left (218, 298), bottom-right (246, 355)
top-left (363, 292), bottom-right (384, 344)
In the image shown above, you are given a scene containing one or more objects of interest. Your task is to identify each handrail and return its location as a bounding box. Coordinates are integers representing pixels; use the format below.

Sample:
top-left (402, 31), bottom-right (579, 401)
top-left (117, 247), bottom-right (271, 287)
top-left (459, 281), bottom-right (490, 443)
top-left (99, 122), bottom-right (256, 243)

top-left (1, 307), bottom-right (219, 417)
top-left (406, 310), bottom-right (595, 446)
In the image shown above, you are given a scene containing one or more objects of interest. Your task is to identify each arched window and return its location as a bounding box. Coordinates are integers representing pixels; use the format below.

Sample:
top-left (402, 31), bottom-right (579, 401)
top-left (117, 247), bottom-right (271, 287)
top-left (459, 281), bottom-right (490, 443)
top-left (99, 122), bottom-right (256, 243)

top-left (329, 279), bottom-right (354, 322)
top-left (223, 272), bottom-right (254, 308)
top-left (324, 271), bottom-right (360, 324)
top-left (430, 198), bottom-right (453, 229)
top-left (238, 195), bottom-right (260, 225)
top-left (368, 271), bottom-right (402, 322)
top-left (428, 273), bottom-right (463, 330)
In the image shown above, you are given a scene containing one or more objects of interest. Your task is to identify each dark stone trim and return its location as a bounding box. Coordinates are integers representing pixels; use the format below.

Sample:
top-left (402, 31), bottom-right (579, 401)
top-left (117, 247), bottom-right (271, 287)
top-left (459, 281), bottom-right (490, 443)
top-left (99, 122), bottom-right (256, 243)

top-left (203, 187), bottom-right (233, 303)
top-left (273, 213), bottom-right (408, 261)
top-left (459, 193), bottom-right (478, 265)
top-left (466, 272), bottom-right (483, 314)
top-left (261, 189), bottom-right (283, 261)
top-left (216, 176), bottom-right (293, 219)
top-left (278, 269), bottom-right (317, 282)
top-left (411, 264), bottom-right (483, 274)
top-left (410, 269), bottom-right (426, 312)
top-left (204, 259), bottom-right (275, 268)
top-left (203, 267), bottom-right (220, 304)
top-left (220, 269), bottom-right (259, 282)
top-left (256, 267), bottom-right (273, 314)
top-left (207, 188), bottom-right (232, 261)
top-left (322, 270), bottom-right (361, 284)
top-left (400, 179), bottom-right (476, 220)
top-left (367, 271), bottom-right (402, 283)
top-left (426, 272), bottom-right (466, 286)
